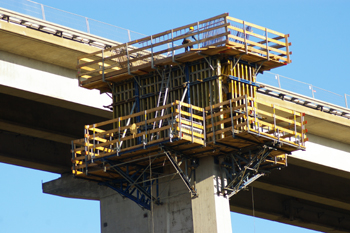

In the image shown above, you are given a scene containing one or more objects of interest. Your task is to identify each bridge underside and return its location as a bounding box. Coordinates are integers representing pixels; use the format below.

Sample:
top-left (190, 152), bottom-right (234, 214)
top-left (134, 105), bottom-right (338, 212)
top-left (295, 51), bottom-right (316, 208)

top-left (1, 85), bottom-right (350, 232)
top-left (0, 85), bottom-right (111, 173)
top-left (230, 159), bottom-right (350, 232)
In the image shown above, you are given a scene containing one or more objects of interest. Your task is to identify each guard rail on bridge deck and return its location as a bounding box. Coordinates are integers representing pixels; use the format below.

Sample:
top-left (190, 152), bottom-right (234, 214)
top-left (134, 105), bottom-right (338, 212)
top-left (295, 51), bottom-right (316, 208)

top-left (77, 13), bottom-right (291, 91)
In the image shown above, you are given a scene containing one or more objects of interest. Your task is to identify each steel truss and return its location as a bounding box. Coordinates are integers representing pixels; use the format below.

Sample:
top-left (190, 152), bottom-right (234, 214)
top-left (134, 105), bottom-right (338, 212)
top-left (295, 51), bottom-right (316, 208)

top-left (220, 144), bottom-right (287, 198)
top-left (92, 143), bottom-right (199, 210)
top-left (98, 159), bottom-right (160, 210)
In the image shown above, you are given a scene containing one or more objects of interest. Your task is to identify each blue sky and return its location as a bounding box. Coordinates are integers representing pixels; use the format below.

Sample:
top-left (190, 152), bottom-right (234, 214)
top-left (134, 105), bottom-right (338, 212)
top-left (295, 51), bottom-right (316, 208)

top-left (1, 0), bottom-right (349, 232)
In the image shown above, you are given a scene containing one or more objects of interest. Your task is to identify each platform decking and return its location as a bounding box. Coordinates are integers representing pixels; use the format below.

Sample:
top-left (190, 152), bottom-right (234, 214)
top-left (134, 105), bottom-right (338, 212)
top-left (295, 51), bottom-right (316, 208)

top-left (77, 13), bottom-right (291, 91)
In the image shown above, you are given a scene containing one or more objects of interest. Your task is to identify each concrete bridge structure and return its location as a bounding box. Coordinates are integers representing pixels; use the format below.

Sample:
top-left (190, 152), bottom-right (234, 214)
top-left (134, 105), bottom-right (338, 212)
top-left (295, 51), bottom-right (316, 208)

top-left (1, 8), bottom-right (350, 233)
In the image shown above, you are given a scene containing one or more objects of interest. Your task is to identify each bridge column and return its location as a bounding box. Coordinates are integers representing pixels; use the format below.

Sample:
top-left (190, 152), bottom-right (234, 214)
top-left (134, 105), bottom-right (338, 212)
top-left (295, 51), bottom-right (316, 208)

top-left (191, 156), bottom-right (232, 233)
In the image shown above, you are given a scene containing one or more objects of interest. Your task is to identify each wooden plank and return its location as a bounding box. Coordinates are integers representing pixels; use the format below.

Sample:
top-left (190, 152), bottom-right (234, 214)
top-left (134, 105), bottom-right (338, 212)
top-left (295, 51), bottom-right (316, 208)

top-left (206, 122), bottom-right (247, 138)
top-left (206, 104), bottom-right (246, 119)
top-left (227, 37), bottom-right (288, 61)
top-left (254, 120), bottom-right (302, 137)
top-left (175, 109), bottom-right (203, 121)
top-left (176, 118), bottom-right (204, 129)
top-left (180, 134), bottom-right (204, 145)
top-left (252, 98), bottom-right (302, 116)
top-left (204, 95), bottom-right (246, 111)
top-left (176, 127), bottom-right (204, 139)
top-left (206, 113), bottom-right (245, 128)
top-left (249, 107), bottom-right (302, 126)
top-left (175, 100), bottom-right (204, 111)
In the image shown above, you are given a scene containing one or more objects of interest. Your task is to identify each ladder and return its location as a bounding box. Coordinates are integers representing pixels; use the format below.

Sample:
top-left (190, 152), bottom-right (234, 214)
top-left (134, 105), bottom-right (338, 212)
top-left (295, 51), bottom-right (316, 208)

top-left (152, 69), bottom-right (171, 140)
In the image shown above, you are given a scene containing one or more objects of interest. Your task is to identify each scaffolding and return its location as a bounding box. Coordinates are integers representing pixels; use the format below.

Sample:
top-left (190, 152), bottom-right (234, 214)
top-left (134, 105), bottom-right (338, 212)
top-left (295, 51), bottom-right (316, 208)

top-left (72, 13), bottom-right (304, 210)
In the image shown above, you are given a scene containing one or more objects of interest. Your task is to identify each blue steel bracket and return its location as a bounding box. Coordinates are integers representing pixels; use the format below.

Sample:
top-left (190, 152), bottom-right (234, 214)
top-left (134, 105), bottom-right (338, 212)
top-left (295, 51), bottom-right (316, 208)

top-left (221, 145), bottom-right (285, 197)
top-left (98, 160), bottom-right (160, 210)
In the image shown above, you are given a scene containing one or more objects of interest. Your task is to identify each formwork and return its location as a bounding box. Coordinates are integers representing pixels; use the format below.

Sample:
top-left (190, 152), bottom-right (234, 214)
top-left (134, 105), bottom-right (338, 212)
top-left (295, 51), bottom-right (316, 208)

top-left (72, 13), bottom-right (306, 209)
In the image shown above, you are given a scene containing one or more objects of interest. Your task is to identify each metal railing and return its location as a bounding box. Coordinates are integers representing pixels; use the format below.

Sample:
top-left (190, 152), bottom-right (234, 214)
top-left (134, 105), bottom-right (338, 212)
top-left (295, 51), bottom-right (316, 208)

top-left (0, 0), bottom-right (146, 42)
top-left (257, 72), bottom-right (350, 109)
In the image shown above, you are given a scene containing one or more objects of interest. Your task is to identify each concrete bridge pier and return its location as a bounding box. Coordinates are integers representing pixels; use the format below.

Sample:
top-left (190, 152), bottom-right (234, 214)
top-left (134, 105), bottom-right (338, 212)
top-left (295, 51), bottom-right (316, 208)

top-left (43, 156), bottom-right (232, 233)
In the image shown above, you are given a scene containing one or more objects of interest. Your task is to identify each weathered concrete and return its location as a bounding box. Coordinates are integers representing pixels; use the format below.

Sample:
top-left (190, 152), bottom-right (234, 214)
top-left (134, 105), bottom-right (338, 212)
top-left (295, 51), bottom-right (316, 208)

top-left (192, 156), bottom-right (232, 233)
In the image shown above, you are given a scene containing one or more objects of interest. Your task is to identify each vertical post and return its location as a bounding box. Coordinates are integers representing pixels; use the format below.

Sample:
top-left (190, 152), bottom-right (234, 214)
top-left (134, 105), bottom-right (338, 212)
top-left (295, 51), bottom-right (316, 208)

top-left (191, 105), bottom-right (194, 143)
top-left (253, 98), bottom-right (257, 132)
top-left (230, 99), bottom-right (234, 137)
top-left (85, 17), bottom-right (90, 34)
top-left (185, 64), bottom-right (190, 104)
top-left (127, 29), bottom-right (131, 42)
top-left (151, 36), bottom-right (154, 69)
top-left (294, 111), bottom-right (297, 144)
top-left (265, 28), bottom-right (269, 61)
top-left (276, 74), bottom-right (281, 89)
top-left (202, 108), bottom-right (206, 147)
top-left (345, 94), bottom-right (348, 108)
top-left (171, 29), bottom-right (175, 62)
top-left (179, 102), bottom-right (182, 139)
top-left (170, 103), bottom-right (174, 142)
top-left (118, 117), bottom-right (121, 155)
top-left (126, 43), bottom-right (131, 74)
top-left (102, 50), bottom-right (105, 82)
top-left (224, 16), bottom-right (229, 42)
top-left (301, 113), bottom-right (305, 146)
top-left (84, 126), bottom-right (89, 175)
top-left (92, 124), bottom-right (96, 159)
top-left (210, 82), bottom-right (215, 144)
top-left (217, 60), bottom-right (224, 139)
top-left (243, 21), bottom-right (248, 54)
top-left (135, 78), bottom-right (141, 145)
top-left (144, 110), bottom-right (147, 145)
top-left (71, 141), bottom-right (75, 175)
top-left (285, 34), bottom-right (290, 64)
top-left (273, 104), bottom-right (276, 136)
top-left (40, 4), bottom-right (46, 20)
top-left (245, 95), bottom-right (249, 132)
top-left (197, 22), bottom-right (201, 49)
top-left (310, 85), bottom-right (315, 99)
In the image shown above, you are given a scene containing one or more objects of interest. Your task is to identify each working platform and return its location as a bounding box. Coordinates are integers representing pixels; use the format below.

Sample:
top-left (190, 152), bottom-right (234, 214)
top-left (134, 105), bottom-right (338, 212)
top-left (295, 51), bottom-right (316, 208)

top-left (72, 95), bottom-right (306, 204)
top-left (77, 13), bottom-right (291, 91)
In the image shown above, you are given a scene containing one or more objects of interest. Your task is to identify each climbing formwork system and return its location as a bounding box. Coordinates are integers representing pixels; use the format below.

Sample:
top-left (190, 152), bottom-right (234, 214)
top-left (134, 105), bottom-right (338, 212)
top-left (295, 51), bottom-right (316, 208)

top-left (72, 13), bottom-right (306, 209)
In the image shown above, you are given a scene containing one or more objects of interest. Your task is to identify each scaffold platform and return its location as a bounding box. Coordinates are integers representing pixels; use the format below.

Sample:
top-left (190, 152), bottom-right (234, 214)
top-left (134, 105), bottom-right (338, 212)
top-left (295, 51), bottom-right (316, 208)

top-left (71, 13), bottom-right (300, 208)
top-left (72, 95), bottom-right (306, 188)
top-left (77, 13), bottom-right (291, 91)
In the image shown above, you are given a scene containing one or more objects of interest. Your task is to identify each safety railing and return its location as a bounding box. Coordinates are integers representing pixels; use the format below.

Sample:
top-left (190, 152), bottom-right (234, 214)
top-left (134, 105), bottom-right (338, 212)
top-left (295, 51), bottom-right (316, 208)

top-left (205, 95), bottom-right (307, 148)
top-left (71, 100), bottom-right (206, 174)
top-left (77, 13), bottom-right (229, 85)
top-left (77, 13), bottom-right (290, 88)
top-left (226, 16), bottom-right (290, 63)
top-left (248, 97), bottom-right (307, 148)
top-left (0, 0), bottom-right (146, 42)
top-left (258, 71), bottom-right (350, 111)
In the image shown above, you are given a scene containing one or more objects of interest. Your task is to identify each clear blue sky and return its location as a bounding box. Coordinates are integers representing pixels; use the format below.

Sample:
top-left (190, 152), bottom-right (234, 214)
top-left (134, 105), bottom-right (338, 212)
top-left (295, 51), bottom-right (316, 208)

top-left (1, 0), bottom-right (349, 232)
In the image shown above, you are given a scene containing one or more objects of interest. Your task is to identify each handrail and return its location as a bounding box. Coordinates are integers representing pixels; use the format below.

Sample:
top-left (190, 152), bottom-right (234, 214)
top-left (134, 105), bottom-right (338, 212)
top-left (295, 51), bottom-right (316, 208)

top-left (77, 13), bottom-right (291, 87)
top-left (72, 100), bottom-right (206, 162)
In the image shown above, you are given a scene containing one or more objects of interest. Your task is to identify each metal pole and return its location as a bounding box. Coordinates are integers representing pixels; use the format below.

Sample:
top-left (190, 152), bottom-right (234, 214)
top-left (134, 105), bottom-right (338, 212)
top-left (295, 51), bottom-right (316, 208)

top-left (40, 4), bottom-right (46, 20)
top-left (128, 29), bottom-right (131, 41)
top-left (276, 74), bottom-right (281, 89)
top-left (345, 94), bottom-right (348, 108)
top-left (85, 17), bottom-right (90, 33)
top-left (310, 85), bottom-right (315, 99)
